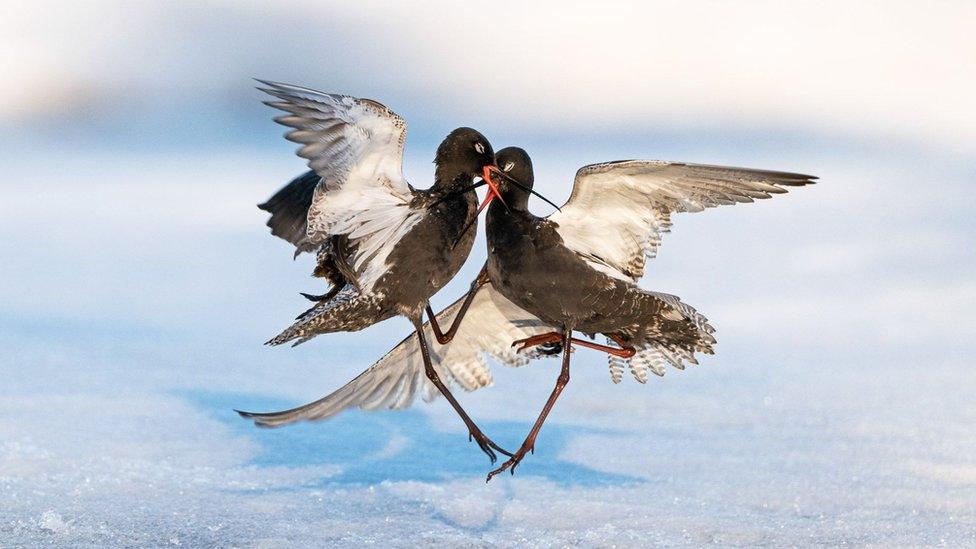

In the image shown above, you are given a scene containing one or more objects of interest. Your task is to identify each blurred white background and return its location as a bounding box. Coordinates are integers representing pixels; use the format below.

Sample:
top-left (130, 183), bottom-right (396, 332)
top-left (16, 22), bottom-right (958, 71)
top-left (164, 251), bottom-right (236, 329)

top-left (1, 1), bottom-right (974, 546)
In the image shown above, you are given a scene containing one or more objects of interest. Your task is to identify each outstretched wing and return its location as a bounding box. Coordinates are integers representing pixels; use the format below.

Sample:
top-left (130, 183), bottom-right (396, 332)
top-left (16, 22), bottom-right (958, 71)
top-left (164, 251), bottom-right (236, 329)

top-left (548, 161), bottom-right (816, 282)
top-left (237, 284), bottom-right (555, 427)
top-left (257, 170), bottom-right (320, 256)
top-left (258, 80), bottom-right (422, 291)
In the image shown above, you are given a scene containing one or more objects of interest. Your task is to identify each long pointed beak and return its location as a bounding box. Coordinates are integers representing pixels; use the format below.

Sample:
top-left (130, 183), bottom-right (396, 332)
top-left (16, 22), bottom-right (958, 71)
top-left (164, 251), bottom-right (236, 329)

top-left (494, 169), bottom-right (562, 212)
top-left (479, 165), bottom-right (508, 214)
top-left (451, 166), bottom-right (508, 250)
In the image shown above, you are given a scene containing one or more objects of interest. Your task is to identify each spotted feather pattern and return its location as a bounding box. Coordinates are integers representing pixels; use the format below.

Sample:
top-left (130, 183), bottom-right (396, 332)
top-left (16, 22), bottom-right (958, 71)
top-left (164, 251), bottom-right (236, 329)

top-left (265, 285), bottom-right (389, 346)
top-left (607, 292), bottom-right (717, 383)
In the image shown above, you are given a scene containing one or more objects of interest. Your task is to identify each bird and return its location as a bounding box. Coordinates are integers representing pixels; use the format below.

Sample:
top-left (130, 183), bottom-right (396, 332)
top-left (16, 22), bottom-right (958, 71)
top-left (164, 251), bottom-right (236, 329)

top-left (235, 145), bottom-right (814, 480)
top-left (480, 147), bottom-right (816, 478)
top-left (236, 80), bottom-right (515, 462)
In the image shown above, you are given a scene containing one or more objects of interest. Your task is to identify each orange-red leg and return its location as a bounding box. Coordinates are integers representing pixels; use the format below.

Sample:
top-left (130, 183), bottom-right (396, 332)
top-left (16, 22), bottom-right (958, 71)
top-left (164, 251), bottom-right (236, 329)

top-left (488, 329), bottom-right (574, 481)
top-left (411, 316), bottom-right (513, 462)
top-left (511, 332), bottom-right (563, 353)
top-left (512, 331), bottom-right (636, 358)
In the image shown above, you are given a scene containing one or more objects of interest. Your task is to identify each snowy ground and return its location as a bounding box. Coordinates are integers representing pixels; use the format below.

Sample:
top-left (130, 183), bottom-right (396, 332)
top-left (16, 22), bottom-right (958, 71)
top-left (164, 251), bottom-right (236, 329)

top-left (2, 140), bottom-right (974, 547)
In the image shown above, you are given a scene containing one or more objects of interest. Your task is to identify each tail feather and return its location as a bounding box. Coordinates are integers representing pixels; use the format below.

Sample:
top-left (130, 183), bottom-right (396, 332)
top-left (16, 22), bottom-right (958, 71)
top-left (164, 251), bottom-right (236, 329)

top-left (611, 292), bottom-right (717, 383)
top-left (265, 285), bottom-right (390, 346)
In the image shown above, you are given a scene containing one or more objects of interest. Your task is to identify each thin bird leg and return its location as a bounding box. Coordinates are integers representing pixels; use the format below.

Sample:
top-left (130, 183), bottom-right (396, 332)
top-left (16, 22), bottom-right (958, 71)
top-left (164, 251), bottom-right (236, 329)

top-left (510, 332), bottom-right (563, 353)
top-left (487, 328), bottom-right (573, 481)
top-left (512, 331), bottom-right (636, 358)
top-left (571, 335), bottom-right (636, 358)
top-left (426, 264), bottom-right (490, 345)
top-left (411, 316), bottom-right (513, 462)
top-left (606, 333), bottom-right (637, 357)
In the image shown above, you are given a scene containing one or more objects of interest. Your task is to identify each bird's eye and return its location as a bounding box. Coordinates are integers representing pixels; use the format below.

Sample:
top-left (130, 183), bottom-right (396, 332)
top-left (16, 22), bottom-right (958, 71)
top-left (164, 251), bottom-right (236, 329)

top-left (474, 142), bottom-right (485, 154)
top-left (503, 161), bottom-right (515, 172)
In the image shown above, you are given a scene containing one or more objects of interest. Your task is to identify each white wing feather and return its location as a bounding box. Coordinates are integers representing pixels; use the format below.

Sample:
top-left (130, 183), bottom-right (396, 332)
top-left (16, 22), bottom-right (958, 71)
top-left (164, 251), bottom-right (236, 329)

top-left (549, 161), bottom-right (816, 282)
top-left (259, 80), bottom-right (423, 291)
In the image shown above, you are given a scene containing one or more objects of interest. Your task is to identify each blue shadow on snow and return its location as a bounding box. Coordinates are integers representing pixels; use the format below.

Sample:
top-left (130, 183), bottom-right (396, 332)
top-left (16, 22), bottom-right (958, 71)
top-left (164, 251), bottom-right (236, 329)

top-left (180, 389), bottom-right (642, 488)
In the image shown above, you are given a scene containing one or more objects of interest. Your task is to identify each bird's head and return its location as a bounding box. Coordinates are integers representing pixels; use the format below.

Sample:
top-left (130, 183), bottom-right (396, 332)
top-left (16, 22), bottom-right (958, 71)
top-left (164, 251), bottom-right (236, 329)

top-left (485, 146), bottom-right (561, 216)
top-left (492, 147), bottom-right (535, 210)
top-left (434, 127), bottom-right (503, 198)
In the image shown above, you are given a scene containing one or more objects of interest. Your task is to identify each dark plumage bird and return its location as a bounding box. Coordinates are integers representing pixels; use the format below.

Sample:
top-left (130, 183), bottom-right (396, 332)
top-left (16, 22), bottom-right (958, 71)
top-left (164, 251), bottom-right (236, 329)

top-left (236, 81), bottom-right (512, 461)
top-left (480, 147), bottom-right (816, 478)
top-left (235, 142), bottom-right (814, 478)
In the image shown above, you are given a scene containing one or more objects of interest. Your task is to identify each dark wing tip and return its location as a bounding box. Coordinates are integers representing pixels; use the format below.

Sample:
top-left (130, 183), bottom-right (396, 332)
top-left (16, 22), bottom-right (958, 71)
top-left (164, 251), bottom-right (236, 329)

top-left (761, 169), bottom-right (818, 185)
top-left (235, 409), bottom-right (282, 428)
top-left (784, 174), bottom-right (818, 184)
top-left (254, 78), bottom-right (287, 90)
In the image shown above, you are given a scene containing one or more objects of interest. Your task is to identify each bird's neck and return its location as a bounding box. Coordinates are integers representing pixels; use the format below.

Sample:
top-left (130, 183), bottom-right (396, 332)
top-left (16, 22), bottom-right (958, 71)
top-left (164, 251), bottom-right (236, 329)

top-left (433, 163), bottom-right (473, 191)
top-left (486, 201), bottom-right (532, 243)
top-left (428, 179), bottom-right (477, 214)
top-left (489, 196), bottom-right (531, 217)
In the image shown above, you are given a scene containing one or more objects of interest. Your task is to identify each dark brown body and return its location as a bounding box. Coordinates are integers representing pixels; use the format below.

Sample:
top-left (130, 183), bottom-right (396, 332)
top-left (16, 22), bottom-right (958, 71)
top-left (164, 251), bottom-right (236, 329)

top-left (267, 184), bottom-right (479, 344)
top-left (377, 189), bottom-right (479, 318)
top-left (486, 204), bottom-right (700, 348)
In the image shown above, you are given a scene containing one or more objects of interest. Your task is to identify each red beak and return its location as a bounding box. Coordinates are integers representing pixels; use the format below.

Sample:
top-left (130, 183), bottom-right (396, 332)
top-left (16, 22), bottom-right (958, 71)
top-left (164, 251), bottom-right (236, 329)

top-left (478, 165), bottom-right (506, 214)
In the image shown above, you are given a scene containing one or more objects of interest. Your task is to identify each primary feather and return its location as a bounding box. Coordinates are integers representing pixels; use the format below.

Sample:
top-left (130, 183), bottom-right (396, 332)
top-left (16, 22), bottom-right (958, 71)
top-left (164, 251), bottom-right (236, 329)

top-left (549, 160), bottom-right (816, 282)
top-left (258, 80), bottom-right (425, 293)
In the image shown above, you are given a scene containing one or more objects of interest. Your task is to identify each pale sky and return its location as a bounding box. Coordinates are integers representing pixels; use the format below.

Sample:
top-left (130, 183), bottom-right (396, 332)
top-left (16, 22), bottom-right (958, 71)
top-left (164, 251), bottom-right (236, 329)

top-left (3, 0), bottom-right (975, 152)
top-left (3, 4), bottom-right (975, 544)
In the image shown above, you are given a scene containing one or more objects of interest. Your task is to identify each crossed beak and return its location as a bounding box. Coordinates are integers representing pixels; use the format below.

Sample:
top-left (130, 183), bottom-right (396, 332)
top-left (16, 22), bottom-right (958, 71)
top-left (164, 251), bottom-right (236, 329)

top-left (478, 165), bottom-right (507, 214)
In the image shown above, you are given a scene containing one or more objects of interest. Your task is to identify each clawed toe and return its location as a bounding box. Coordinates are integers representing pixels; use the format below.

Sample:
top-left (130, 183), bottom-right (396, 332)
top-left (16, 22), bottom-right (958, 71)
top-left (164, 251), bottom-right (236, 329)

top-left (470, 432), bottom-right (513, 464)
top-left (489, 440), bottom-right (514, 458)
top-left (485, 446), bottom-right (532, 482)
top-left (479, 441), bottom-right (497, 464)
top-left (510, 332), bottom-right (563, 355)
top-left (486, 455), bottom-right (520, 482)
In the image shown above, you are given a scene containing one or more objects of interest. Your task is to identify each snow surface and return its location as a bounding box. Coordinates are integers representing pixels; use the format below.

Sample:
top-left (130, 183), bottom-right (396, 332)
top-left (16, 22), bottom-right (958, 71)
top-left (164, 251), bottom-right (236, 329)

top-left (1, 142), bottom-right (974, 547)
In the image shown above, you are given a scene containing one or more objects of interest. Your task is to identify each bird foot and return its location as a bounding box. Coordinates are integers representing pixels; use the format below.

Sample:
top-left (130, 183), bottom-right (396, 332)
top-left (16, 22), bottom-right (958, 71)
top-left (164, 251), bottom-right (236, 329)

top-left (469, 430), bottom-right (514, 464)
top-left (486, 443), bottom-right (534, 482)
top-left (511, 332), bottom-right (562, 354)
